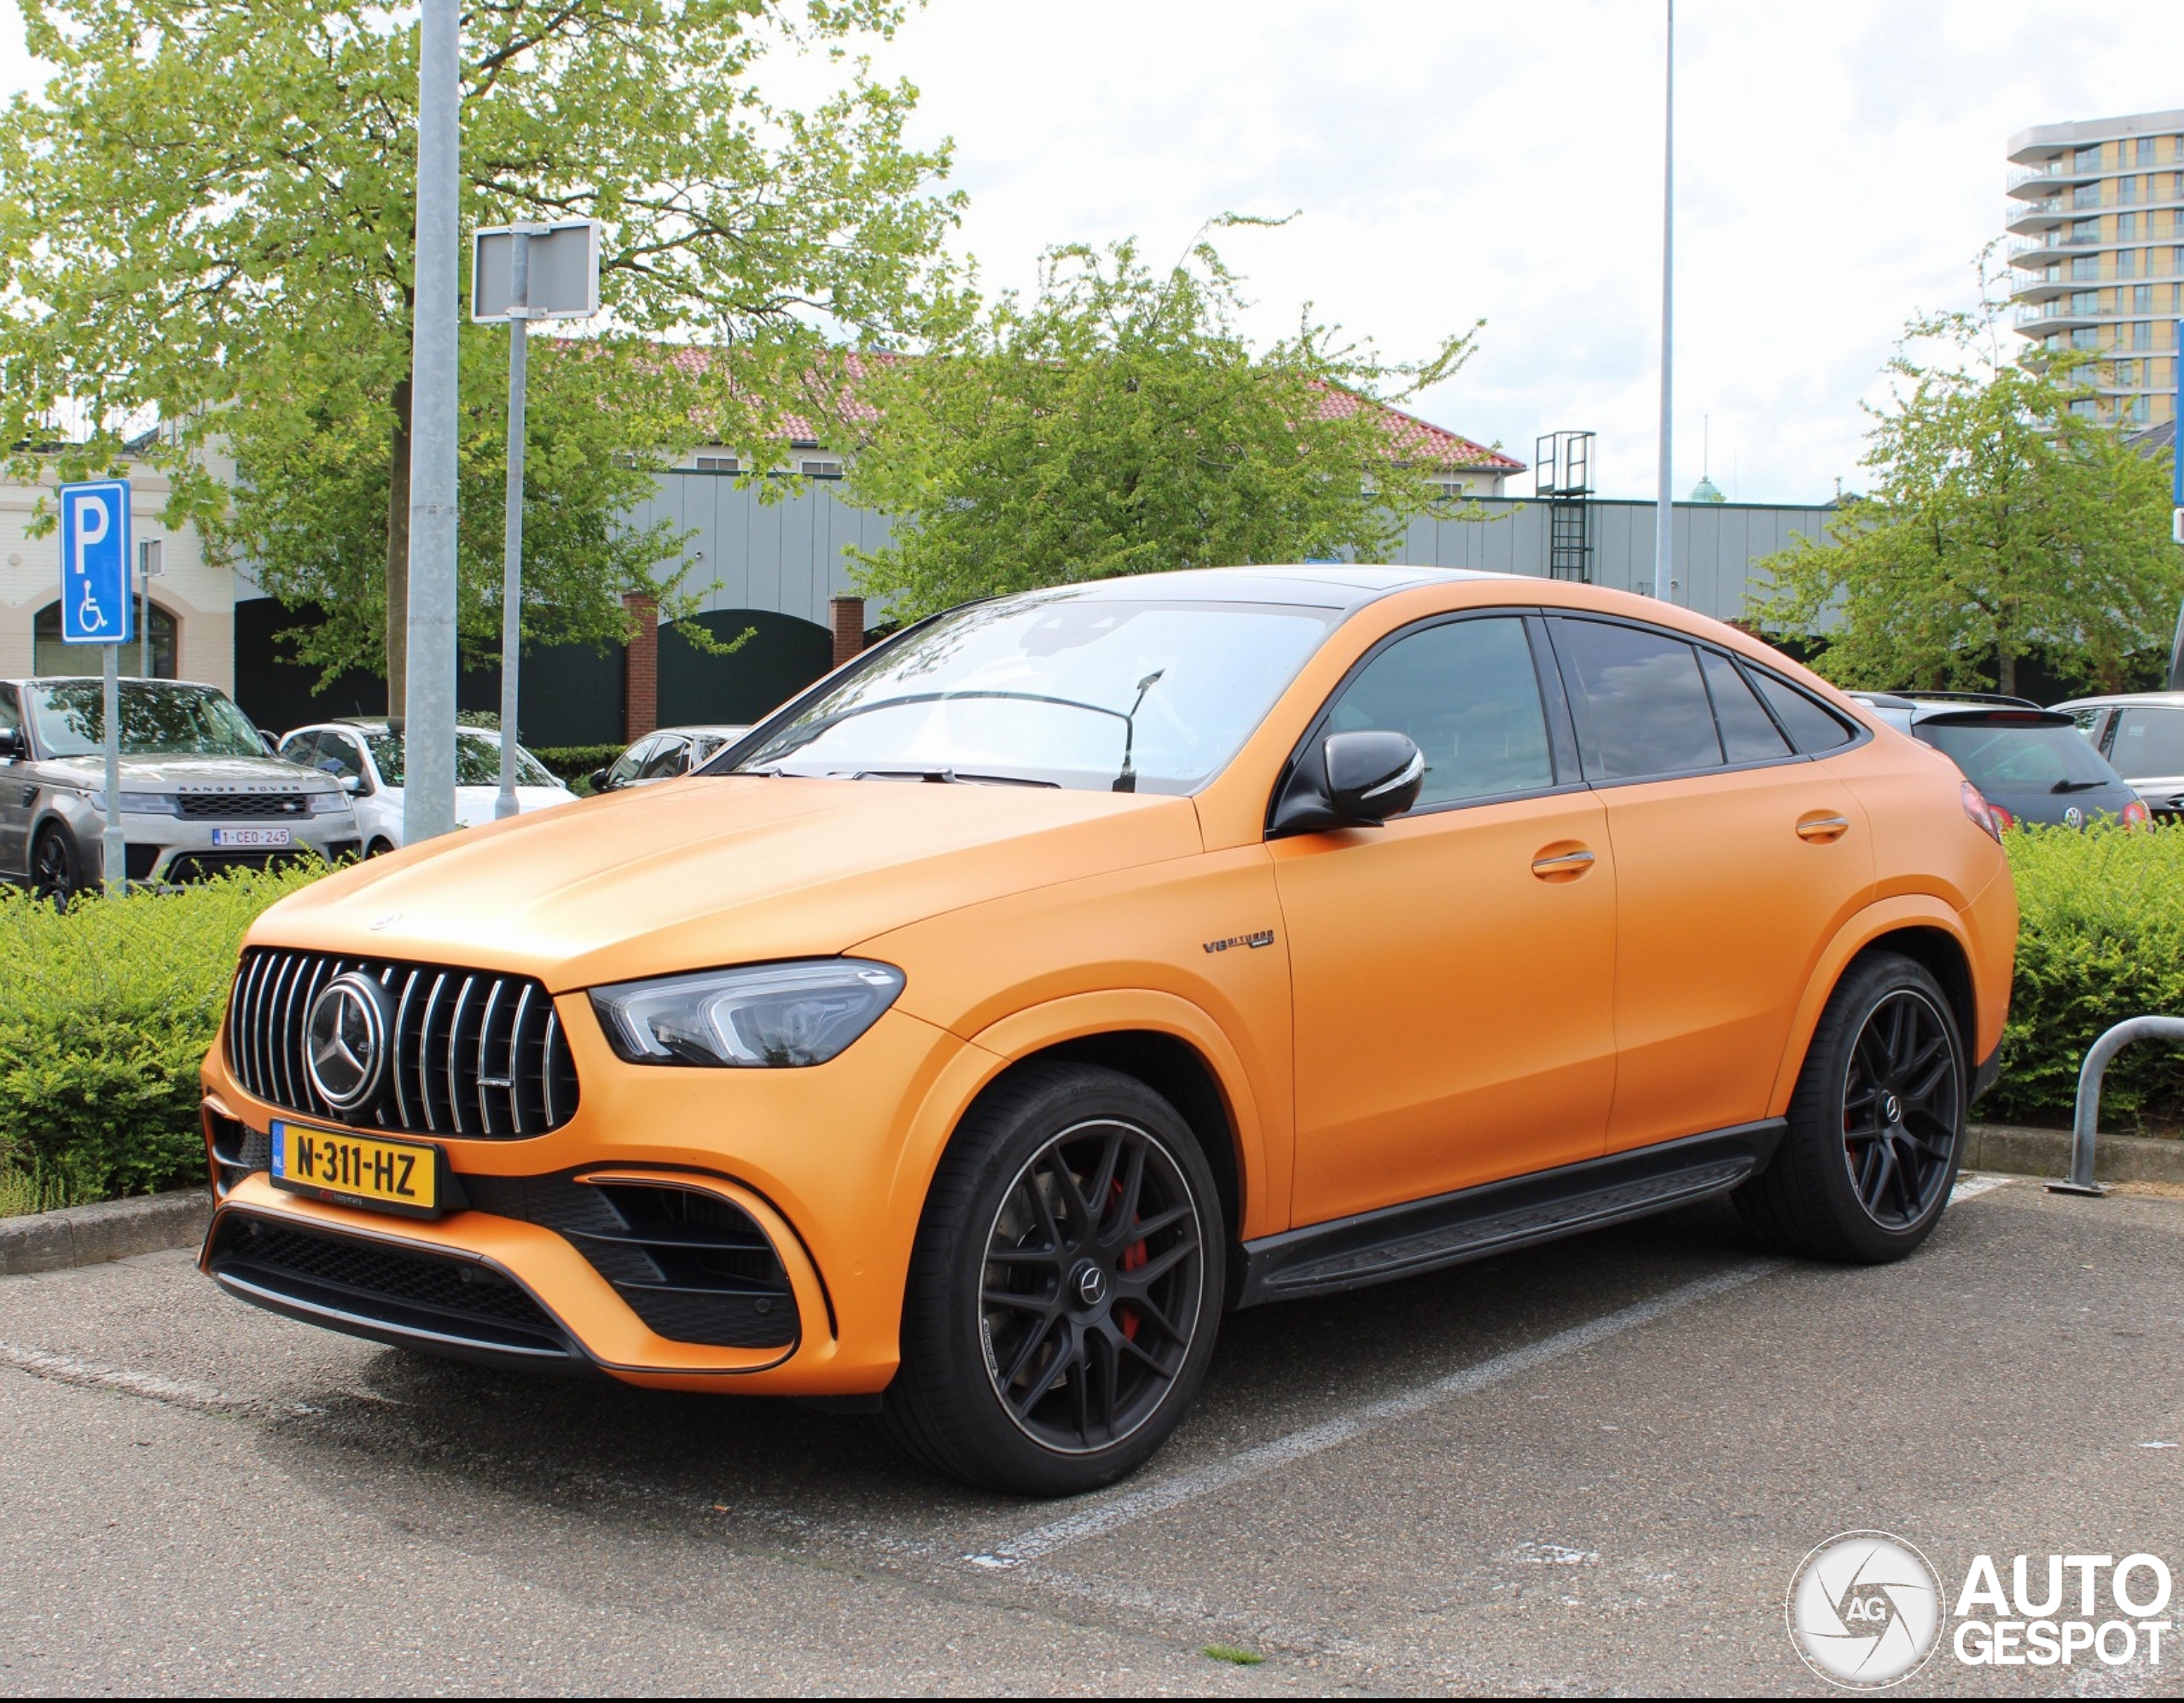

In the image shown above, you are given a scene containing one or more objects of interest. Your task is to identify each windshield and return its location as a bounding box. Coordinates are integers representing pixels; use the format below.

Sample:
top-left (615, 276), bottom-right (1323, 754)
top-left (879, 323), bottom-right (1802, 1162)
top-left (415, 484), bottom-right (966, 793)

top-left (1919, 719), bottom-right (2117, 792)
top-left (364, 730), bottom-right (556, 789)
top-left (26, 680), bottom-right (268, 759)
top-left (730, 594), bottom-right (1340, 793)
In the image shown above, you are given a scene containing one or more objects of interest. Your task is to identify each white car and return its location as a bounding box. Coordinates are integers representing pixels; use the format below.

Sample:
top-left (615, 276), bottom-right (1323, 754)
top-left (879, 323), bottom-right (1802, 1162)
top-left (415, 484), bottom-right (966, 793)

top-left (277, 719), bottom-right (578, 855)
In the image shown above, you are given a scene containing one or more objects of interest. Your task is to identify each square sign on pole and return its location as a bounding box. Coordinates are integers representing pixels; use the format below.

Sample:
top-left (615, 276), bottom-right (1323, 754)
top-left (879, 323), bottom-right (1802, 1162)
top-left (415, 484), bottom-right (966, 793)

top-left (58, 479), bottom-right (134, 646)
top-left (472, 219), bottom-right (601, 322)
top-left (473, 218), bottom-right (602, 821)
top-left (56, 477), bottom-right (132, 894)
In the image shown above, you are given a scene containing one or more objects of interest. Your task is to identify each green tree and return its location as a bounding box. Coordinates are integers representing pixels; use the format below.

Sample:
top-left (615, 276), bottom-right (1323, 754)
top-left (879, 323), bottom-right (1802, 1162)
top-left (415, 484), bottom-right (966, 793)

top-left (0, 0), bottom-right (963, 695)
top-left (832, 227), bottom-right (1484, 618)
top-left (1751, 301), bottom-right (2179, 696)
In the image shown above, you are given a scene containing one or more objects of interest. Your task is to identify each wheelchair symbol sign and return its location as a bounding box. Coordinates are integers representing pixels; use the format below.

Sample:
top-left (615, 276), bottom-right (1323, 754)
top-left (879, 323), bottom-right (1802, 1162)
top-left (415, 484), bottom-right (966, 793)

top-left (58, 480), bottom-right (134, 646)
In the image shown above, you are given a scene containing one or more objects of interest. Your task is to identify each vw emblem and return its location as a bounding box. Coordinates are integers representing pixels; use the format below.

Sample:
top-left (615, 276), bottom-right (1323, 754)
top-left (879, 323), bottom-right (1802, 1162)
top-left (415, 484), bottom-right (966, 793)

top-left (305, 972), bottom-right (392, 1113)
top-left (2064, 806), bottom-right (2084, 829)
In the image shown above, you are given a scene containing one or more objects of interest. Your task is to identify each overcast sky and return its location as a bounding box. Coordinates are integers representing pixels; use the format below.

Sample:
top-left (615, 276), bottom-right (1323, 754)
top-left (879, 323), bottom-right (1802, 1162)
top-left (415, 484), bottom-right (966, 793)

top-left (6, 0), bottom-right (2181, 501)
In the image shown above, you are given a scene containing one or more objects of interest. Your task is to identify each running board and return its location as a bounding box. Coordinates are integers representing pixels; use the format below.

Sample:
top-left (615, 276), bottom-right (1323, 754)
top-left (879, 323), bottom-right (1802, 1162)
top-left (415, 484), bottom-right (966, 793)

top-left (1235, 1121), bottom-right (1785, 1307)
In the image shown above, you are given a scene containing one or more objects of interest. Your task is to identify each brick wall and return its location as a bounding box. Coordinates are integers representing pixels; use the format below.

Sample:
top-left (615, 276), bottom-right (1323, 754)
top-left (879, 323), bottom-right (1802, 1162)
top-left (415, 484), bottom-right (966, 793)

top-left (829, 596), bottom-right (866, 669)
top-left (623, 591), bottom-right (659, 741)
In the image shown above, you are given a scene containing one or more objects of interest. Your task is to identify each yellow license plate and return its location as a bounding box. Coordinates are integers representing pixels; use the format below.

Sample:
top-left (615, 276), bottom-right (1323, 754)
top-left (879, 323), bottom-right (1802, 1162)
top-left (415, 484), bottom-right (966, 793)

top-left (270, 1120), bottom-right (440, 1218)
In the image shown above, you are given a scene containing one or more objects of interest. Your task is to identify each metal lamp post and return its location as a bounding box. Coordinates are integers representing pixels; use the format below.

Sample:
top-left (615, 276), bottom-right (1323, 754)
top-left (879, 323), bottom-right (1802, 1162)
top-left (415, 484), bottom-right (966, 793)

top-left (1653, 0), bottom-right (1676, 605)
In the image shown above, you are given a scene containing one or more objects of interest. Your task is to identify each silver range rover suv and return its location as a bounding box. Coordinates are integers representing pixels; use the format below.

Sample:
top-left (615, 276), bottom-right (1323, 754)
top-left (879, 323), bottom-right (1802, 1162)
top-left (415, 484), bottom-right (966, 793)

top-left (0, 677), bottom-right (360, 900)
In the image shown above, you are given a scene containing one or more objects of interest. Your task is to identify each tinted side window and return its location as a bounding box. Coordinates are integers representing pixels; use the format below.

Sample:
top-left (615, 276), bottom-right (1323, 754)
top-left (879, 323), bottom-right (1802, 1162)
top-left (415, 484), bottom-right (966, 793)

top-left (2108, 707), bottom-right (2184, 778)
top-left (317, 732), bottom-right (366, 782)
top-left (0, 684), bottom-right (21, 734)
top-left (1553, 619), bottom-right (1722, 780)
top-left (1324, 617), bottom-right (1554, 808)
top-left (605, 737), bottom-right (653, 788)
top-left (1699, 651), bottom-right (1792, 763)
top-left (640, 736), bottom-right (693, 781)
top-left (1750, 671), bottom-right (1855, 753)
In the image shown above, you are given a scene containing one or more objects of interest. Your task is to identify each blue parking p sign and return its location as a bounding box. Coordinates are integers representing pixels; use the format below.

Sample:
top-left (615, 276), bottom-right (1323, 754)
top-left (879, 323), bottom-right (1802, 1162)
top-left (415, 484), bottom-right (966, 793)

top-left (57, 480), bottom-right (133, 645)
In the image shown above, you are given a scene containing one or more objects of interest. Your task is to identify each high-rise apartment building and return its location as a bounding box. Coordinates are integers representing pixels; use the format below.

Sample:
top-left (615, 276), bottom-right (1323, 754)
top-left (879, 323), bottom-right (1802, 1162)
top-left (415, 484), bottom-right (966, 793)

top-left (2006, 109), bottom-right (2183, 428)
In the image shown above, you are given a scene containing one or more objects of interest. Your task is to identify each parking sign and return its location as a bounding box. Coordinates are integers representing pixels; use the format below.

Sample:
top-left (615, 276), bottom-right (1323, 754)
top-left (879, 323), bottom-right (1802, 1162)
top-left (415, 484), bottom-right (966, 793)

top-left (57, 479), bottom-right (134, 645)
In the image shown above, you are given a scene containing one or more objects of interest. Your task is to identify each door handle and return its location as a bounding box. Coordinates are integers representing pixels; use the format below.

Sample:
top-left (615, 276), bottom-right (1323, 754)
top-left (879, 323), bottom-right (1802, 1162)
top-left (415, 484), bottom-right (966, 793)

top-left (1531, 846), bottom-right (1596, 879)
top-left (1796, 812), bottom-right (1850, 842)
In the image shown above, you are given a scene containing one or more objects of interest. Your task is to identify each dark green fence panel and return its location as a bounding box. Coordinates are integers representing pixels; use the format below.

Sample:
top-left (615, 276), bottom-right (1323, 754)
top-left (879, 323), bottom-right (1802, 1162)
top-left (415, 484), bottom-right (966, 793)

top-left (659, 609), bottom-right (831, 728)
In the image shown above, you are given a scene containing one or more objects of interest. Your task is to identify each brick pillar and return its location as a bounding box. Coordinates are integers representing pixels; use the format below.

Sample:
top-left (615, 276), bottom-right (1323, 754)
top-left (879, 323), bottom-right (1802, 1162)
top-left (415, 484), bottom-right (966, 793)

top-left (829, 596), bottom-right (867, 668)
top-left (623, 592), bottom-right (659, 741)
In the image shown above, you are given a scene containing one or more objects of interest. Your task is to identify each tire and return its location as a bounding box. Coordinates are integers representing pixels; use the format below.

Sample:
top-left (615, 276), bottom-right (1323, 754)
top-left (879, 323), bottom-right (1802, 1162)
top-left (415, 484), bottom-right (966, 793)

top-left (365, 838), bottom-right (396, 859)
top-left (30, 823), bottom-right (85, 907)
top-left (1734, 951), bottom-right (1965, 1264)
top-left (883, 1062), bottom-right (1226, 1497)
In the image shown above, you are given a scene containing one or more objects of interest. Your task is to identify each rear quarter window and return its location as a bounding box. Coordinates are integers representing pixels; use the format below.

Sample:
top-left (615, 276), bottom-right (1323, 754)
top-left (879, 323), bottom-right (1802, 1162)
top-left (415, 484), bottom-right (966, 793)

top-left (1748, 671), bottom-right (1856, 753)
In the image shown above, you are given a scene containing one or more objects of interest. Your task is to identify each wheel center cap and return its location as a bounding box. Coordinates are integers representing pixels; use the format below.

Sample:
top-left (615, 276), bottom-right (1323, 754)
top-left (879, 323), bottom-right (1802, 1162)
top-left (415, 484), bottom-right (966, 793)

top-left (1882, 1092), bottom-right (1903, 1125)
top-left (1072, 1262), bottom-right (1108, 1308)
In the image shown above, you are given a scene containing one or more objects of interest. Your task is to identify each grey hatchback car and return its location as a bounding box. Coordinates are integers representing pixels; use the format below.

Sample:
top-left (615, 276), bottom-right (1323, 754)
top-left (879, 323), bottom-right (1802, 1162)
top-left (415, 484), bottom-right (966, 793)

top-left (1850, 693), bottom-right (2145, 830)
top-left (0, 677), bottom-right (360, 901)
top-left (2053, 693), bottom-right (2184, 822)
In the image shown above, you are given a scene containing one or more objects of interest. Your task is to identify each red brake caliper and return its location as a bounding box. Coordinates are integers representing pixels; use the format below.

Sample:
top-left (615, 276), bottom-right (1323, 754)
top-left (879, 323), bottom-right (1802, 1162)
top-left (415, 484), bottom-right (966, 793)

top-left (1112, 1177), bottom-right (1147, 1341)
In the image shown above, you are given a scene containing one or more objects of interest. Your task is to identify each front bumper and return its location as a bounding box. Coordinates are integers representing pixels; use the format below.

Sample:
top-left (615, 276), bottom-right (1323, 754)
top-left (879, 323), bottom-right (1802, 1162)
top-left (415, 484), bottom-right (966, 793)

top-left (73, 799), bottom-right (362, 883)
top-left (199, 992), bottom-right (982, 1395)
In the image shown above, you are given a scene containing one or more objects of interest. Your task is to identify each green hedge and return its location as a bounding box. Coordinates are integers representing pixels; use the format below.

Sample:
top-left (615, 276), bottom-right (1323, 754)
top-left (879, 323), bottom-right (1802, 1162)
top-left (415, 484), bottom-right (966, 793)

top-left (1986, 823), bottom-right (2184, 1130)
top-left (0, 864), bottom-right (327, 1206)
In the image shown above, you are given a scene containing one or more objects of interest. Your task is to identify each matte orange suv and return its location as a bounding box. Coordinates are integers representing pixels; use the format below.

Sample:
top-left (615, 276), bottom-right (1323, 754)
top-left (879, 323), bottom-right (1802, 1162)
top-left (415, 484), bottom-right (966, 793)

top-left (198, 567), bottom-right (2016, 1494)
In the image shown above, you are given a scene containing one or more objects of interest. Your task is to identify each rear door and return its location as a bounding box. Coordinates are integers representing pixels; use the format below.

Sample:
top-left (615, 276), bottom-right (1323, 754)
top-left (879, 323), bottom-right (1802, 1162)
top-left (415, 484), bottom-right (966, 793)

top-left (1276, 612), bottom-right (1618, 1224)
top-left (1546, 618), bottom-right (1877, 1154)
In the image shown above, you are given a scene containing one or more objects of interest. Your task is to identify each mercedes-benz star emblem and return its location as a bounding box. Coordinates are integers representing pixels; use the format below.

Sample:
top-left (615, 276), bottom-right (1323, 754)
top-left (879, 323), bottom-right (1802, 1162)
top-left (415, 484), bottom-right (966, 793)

top-left (1076, 1265), bottom-right (1108, 1306)
top-left (305, 972), bottom-right (392, 1113)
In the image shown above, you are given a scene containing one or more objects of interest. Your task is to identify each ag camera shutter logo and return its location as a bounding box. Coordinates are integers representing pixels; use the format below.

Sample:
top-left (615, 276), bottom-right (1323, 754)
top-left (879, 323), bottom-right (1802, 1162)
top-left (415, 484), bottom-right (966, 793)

top-left (1786, 1531), bottom-right (1945, 1688)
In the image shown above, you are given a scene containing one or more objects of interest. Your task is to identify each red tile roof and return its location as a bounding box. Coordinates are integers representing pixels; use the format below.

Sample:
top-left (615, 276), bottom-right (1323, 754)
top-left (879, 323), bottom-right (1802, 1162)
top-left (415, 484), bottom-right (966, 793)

top-left (668, 347), bottom-right (1523, 474)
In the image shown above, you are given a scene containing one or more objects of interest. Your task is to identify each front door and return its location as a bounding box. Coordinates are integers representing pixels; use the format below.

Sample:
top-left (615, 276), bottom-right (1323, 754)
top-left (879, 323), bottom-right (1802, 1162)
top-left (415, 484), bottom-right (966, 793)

top-left (1546, 617), bottom-right (1877, 1153)
top-left (1275, 613), bottom-right (1618, 1228)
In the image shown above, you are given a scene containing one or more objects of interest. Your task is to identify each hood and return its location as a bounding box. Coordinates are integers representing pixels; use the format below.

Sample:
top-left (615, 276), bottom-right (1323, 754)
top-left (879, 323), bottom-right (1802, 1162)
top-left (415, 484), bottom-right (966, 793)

top-left (43, 753), bottom-right (340, 792)
top-left (248, 775), bottom-right (1205, 989)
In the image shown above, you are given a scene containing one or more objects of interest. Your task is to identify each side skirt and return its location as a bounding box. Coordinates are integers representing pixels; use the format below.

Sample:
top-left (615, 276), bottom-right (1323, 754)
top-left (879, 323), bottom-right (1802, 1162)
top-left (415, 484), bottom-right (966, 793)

top-left (1234, 1120), bottom-right (1785, 1308)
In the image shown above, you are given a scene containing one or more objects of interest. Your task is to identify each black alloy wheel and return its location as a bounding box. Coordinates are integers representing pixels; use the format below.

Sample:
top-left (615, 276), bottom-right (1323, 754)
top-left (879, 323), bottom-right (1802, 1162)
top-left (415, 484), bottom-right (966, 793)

top-left (979, 1117), bottom-right (1205, 1455)
top-left (1840, 989), bottom-right (1960, 1230)
top-left (1734, 950), bottom-right (1965, 1264)
top-left (885, 1062), bottom-right (1226, 1496)
top-left (31, 826), bottom-right (81, 907)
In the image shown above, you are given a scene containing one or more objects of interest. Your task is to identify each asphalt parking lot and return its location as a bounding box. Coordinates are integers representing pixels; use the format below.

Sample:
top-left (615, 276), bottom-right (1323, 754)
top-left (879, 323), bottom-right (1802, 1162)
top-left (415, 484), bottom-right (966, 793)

top-left (2, 1176), bottom-right (2181, 1696)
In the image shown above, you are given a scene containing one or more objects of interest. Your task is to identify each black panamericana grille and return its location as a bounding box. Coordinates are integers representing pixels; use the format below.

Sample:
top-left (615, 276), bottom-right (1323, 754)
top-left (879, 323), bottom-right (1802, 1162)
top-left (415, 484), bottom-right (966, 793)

top-left (208, 1214), bottom-right (575, 1359)
top-left (178, 793), bottom-right (311, 819)
top-left (227, 948), bottom-right (579, 1138)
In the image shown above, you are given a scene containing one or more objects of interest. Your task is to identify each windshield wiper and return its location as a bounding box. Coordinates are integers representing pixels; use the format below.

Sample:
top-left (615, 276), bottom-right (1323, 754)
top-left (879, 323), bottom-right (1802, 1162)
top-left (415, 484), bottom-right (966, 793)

top-left (2051, 778), bottom-right (2111, 793)
top-left (1111, 670), bottom-right (1165, 794)
top-left (849, 767), bottom-right (1060, 788)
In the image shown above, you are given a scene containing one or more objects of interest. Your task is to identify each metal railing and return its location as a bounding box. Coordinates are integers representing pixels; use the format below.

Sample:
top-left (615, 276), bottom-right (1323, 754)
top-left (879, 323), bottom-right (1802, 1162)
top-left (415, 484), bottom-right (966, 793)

top-left (2004, 197), bottom-right (2065, 225)
top-left (2048, 1016), bottom-right (2184, 1196)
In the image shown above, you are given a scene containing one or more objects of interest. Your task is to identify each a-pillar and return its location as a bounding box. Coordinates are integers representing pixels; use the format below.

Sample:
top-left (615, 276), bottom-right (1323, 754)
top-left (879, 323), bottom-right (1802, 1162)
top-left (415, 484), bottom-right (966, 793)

top-left (623, 591), bottom-right (659, 741)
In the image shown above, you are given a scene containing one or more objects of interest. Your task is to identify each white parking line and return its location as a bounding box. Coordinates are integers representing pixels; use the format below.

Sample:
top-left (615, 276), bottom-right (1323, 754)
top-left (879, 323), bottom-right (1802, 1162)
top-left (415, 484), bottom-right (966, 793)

top-left (0, 1340), bottom-right (238, 1411)
top-left (965, 1256), bottom-right (1788, 1571)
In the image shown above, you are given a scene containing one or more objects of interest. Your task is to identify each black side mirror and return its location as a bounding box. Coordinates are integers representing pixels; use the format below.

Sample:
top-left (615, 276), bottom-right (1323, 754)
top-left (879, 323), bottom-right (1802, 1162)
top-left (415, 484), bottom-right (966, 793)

top-left (1269, 729), bottom-right (1425, 837)
top-left (0, 726), bottom-right (23, 761)
top-left (589, 768), bottom-right (613, 792)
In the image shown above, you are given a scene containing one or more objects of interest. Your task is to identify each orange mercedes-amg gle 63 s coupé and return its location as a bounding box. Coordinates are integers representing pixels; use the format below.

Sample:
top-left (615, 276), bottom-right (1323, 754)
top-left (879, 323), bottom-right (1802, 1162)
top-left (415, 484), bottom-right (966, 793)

top-left (200, 567), bottom-right (2015, 1494)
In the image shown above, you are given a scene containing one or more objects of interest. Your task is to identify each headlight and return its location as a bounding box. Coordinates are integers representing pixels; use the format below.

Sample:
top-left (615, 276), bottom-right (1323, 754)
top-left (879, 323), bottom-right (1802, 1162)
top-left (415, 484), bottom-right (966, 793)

top-left (589, 959), bottom-right (906, 1067)
top-left (86, 792), bottom-right (177, 815)
top-left (306, 791), bottom-right (351, 815)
